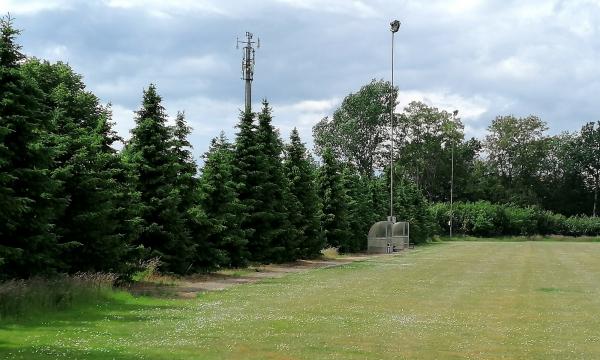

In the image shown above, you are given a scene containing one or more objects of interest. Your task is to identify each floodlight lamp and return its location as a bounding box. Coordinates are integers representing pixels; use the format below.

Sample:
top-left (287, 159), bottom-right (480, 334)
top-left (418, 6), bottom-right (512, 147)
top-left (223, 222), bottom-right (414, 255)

top-left (390, 20), bottom-right (400, 33)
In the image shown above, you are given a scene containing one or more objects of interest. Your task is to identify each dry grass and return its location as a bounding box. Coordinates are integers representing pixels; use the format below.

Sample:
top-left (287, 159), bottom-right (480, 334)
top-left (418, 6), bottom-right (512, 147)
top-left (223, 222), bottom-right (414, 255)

top-left (320, 246), bottom-right (339, 259)
top-left (0, 273), bottom-right (116, 321)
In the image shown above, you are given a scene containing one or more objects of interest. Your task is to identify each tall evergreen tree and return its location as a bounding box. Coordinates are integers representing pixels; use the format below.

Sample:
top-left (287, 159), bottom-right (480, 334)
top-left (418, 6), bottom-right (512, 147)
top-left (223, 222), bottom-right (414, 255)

top-left (0, 17), bottom-right (61, 278)
top-left (197, 132), bottom-right (248, 268)
top-left (124, 84), bottom-right (193, 274)
top-left (22, 59), bottom-right (137, 273)
top-left (234, 101), bottom-right (294, 262)
top-left (171, 111), bottom-right (198, 213)
top-left (284, 128), bottom-right (324, 258)
top-left (342, 165), bottom-right (374, 252)
top-left (317, 147), bottom-right (351, 251)
top-left (169, 111), bottom-right (206, 270)
top-left (233, 110), bottom-right (260, 259)
top-left (255, 101), bottom-right (295, 262)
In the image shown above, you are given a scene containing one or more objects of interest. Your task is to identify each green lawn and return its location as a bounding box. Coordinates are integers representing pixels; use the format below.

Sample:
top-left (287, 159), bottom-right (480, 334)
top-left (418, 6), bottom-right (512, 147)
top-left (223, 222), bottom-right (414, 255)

top-left (2, 241), bottom-right (600, 359)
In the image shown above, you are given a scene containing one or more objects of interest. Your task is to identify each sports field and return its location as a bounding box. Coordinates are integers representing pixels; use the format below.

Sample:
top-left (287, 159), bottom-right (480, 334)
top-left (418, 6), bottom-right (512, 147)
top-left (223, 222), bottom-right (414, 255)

top-left (2, 241), bottom-right (600, 359)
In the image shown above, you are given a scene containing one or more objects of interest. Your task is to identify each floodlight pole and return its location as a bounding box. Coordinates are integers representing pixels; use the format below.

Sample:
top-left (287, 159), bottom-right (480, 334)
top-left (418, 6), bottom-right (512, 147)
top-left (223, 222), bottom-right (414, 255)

top-left (449, 110), bottom-right (458, 238)
top-left (389, 20), bottom-right (400, 223)
top-left (237, 32), bottom-right (259, 113)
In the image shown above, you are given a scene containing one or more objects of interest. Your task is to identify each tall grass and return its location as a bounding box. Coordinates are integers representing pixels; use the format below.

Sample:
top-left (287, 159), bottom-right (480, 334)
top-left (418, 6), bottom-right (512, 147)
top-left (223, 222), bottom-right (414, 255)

top-left (0, 273), bottom-right (116, 321)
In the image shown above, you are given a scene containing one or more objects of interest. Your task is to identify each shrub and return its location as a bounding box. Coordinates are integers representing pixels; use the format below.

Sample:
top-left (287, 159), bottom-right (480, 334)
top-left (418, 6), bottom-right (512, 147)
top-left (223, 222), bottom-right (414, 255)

top-left (431, 201), bottom-right (600, 237)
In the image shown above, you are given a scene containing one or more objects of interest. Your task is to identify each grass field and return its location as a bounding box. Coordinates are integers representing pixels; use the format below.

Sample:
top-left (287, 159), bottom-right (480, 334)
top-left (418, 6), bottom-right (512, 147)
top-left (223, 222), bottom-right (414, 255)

top-left (2, 241), bottom-right (600, 359)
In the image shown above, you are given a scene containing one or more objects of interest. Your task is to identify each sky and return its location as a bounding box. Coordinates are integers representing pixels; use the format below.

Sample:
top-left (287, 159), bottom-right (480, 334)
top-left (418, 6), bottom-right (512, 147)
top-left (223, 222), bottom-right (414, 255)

top-left (2, 0), bottom-right (600, 159)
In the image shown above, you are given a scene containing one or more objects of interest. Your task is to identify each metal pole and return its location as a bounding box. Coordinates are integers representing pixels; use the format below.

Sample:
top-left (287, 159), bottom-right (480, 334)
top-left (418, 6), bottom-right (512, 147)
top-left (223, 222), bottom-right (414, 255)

top-left (245, 43), bottom-right (252, 113)
top-left (237, 32), bottom-right (259, 114)
top-left (450, 137), bottom-right (454, 238)
top-left (449, 110), bottom-right (458, 238)
top-left (389, 20), bottom-right (400, 222)
top-left (390, 30), bottom-right (394, 221)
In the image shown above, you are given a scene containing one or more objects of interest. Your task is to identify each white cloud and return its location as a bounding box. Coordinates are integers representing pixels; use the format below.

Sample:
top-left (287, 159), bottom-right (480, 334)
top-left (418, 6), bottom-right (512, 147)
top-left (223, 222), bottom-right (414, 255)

top-left (104, 0), bottom-right (228, 17)
top-left (397, 89), bottom-right (490, 120)
top-left (0, 0), bottom-right (70, 15)
top-left (484, 56), bottom-right (539, 81)
top-left (103, 0), bottom-right (381, 19)
top-left (275, 0), bottom-right (380, 18)
top-left (273, 97), bottom-right (340, 147)
top-left (169, 55), bottom-right (230, 76)
top-left (41, 44), bottom-right (69, 62)
top-left (109, 103), bottom-right (135, 146)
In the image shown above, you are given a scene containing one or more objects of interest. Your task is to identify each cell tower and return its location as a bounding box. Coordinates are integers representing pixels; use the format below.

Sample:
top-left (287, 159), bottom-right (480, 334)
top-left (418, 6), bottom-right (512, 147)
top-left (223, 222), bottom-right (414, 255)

top-left (237, 32), bottom-right (260, 113)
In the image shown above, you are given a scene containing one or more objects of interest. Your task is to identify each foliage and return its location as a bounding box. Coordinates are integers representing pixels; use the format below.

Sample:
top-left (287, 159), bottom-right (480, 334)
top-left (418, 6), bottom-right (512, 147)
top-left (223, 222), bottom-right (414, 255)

top-left (342, 165), bottom-right (374, 252)
top-left (4, 18), bottom-right (600, 284)
top-left (573, 121), bottom-right (600, 216)
top-left (317, 148), bottom-right (351, 251)
top-left (124, 84), bottom-right (194, 274)
top-left (197, 132), bottom-right (248, 268)
top-left (432, 201), bottom-right (600, 237)
top-left (283, 128), bottom-right (324, 258)
top-left (393, 179), bottom-right (436, 244)
top-left (21, 59), bottom-right (137, 274)
top-left (234, 102), bottom-right (295, 263)
top-left (394, 101), bottom-right (480, 202)
top-left (313, 79), bottom-right (396, 177)
top-left (483, 115), bottom-right (549, 205)
top-left (0, 16), bottom-right (61, 278)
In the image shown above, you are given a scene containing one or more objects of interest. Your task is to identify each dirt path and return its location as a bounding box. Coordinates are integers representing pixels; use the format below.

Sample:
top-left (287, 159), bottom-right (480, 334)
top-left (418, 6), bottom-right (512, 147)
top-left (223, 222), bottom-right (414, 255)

top-left (126, 254), bottom-right (378, 298)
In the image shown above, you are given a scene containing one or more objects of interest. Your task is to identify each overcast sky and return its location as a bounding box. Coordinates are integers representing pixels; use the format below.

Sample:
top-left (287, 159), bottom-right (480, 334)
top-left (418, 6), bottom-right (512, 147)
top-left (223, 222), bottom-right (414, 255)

top-left (2, 0), bottom-right (599, 158)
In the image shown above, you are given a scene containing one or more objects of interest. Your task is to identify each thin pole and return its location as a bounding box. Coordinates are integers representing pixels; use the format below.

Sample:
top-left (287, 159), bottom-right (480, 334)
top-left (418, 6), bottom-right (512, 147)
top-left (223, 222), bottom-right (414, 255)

top-left (390, 30), bottom-right (394, 221)
top-left (450, 138), bottom-right (454, 238)
top-left (449, 110), bottom-right (457, 238)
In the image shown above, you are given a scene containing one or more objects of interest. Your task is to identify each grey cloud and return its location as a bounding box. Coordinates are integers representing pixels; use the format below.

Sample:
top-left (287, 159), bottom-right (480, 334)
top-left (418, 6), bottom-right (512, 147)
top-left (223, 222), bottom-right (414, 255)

top-left (7, 0), bottom-right (600, 157)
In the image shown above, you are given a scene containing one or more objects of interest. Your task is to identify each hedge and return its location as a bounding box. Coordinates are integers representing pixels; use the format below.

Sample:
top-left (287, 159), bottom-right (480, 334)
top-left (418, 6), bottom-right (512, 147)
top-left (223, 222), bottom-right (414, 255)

top-left (430, 201), bottom-right (600, 237)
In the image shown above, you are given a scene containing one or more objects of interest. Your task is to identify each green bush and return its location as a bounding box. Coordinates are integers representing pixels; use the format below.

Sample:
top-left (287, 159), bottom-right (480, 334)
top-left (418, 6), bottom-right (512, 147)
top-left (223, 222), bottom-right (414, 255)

top-left (394, 181), bottom-right (437, 244)
top-left (431, 201), bottom-right (600, 237)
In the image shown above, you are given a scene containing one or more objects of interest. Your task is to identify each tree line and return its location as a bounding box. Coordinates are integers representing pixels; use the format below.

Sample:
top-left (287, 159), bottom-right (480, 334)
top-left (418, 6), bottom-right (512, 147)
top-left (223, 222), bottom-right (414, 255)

top-left (314, 80), bottom-right (600, 218)
top-left (1, 17), bottom-right (393, 279)
top-left (1, 18), bottom-right (599, 280)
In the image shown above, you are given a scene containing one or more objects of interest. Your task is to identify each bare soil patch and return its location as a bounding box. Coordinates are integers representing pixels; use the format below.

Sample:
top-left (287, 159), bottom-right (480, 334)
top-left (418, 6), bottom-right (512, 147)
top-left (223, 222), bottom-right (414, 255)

top-left (125, 254), bottom-right (377, 298)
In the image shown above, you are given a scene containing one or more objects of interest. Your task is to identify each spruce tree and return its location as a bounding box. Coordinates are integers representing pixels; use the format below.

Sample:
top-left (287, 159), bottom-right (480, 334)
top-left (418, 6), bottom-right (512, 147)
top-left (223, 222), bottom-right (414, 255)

top-left (284, 128), bottom-right (324, 258)
top-left (254, 101), bottom-right (295, 262)
top-left (171, 111), bottom-right (198, 213)
top-left (233, 110), bottom-right (260, 259)
top-left (197, 132), bottom-right (248, 268)
top-left (125, 84), bottom-right (193, 274)
top-left (0, 16), bottom-right (61, 278)
top-left (317, 147), bottom-right (351, 252)
top-left (234, 101), bottom-right (294, 262)
top-left (342, 165), bottom-right (374, 252)
top-left (21, 59), bottom-right (136, 273)
top-left (169, 111), bottom-right (206, 270)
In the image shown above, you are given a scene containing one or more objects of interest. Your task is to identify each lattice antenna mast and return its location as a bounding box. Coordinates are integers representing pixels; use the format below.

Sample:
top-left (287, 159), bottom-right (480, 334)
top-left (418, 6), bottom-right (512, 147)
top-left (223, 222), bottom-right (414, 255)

top-left (236, 31), bottom-right (260, 113)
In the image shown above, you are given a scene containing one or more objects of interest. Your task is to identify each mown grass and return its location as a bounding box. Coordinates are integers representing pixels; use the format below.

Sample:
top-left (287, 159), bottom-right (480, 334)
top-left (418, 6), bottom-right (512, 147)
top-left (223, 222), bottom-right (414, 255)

top-left (443, 234), bottom-right (600, 242)
top-left (2, 241), bottom-right (600, 359)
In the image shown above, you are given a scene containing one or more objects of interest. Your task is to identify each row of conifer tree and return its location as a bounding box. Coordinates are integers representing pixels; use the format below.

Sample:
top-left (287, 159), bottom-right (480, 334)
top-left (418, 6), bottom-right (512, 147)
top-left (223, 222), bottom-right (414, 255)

top-left (2, 17), bottom-right (435, 279)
